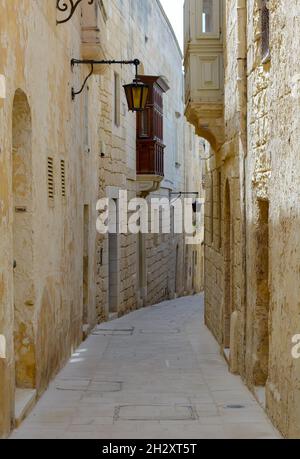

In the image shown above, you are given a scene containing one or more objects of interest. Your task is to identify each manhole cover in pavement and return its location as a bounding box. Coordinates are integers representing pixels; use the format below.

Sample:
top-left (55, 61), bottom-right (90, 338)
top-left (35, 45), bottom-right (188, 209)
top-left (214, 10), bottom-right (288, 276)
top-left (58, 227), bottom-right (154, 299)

top-left (92, 328), bottom-right (134, 336)
top-left (115, 405), bottom-right (197, 421)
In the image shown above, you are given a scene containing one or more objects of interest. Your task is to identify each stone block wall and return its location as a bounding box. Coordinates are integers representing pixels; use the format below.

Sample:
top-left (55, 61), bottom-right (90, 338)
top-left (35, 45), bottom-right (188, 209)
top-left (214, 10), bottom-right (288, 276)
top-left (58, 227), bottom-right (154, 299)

top-left (201, 0), bottom-right (300, 437)
top-left (245, 0), bottom-right (300, 438)
top-left (0, 0), bottom-right (100, 437)
top-left (204, 0), bottom-right (246, 376)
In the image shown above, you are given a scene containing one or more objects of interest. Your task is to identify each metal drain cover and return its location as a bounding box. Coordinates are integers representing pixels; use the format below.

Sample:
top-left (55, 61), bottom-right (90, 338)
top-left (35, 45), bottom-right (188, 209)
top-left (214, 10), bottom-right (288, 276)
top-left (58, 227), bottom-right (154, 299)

top-left (115, 405), bottom-right (197, 421)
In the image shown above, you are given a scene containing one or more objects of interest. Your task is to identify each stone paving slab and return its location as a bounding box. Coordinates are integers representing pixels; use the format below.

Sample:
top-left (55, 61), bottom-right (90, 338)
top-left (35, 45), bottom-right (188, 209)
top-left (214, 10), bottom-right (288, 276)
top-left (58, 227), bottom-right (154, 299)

top-left (11, 295), bottom-right (281, 439)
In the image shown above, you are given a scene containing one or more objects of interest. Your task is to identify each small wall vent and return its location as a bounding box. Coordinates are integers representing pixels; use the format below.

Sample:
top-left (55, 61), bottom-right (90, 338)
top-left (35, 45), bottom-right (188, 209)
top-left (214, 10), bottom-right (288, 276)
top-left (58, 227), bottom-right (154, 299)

top-left (47, 157), bottom-right (54, 200)
top-left (60, 160), bottom-right (66, 198)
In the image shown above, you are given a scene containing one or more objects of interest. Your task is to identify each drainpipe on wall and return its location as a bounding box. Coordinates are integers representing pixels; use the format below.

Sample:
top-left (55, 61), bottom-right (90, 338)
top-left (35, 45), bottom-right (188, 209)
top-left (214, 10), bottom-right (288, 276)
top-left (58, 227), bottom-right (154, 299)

top-left (236, 0), bottom-right (248, 377)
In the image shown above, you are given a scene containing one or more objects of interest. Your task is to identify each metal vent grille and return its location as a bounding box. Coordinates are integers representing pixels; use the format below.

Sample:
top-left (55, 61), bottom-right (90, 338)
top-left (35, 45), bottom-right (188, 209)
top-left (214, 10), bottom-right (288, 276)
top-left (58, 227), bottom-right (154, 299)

top-left (60, 160), bottom-right (66, 198)
top-left (47, 157), bottom-right (54, 200)
top-left (261, 0), bottom-right (270, 60)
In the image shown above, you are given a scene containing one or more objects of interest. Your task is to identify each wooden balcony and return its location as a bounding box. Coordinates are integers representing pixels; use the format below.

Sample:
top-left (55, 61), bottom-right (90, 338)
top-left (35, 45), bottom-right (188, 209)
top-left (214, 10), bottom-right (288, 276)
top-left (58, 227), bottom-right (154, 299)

top-left (136, 76), bottom-right (169, 196)
top-left (137, 141), bottom-right (164, 178)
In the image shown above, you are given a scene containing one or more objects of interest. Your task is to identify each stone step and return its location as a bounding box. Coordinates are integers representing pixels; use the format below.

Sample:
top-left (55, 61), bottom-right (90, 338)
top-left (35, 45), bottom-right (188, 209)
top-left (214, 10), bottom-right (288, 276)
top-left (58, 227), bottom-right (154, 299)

top-left (15, 389), bottom-right (37, 427)
top-left (223, 348), bottom-right (230, 365)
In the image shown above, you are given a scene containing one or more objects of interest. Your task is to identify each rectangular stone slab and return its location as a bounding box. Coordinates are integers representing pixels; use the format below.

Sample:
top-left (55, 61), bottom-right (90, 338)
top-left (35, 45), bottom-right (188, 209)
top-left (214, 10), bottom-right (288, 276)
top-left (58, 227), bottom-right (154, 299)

top-left (92, 329), bottom-right (134, 336)
top-left (115, 404), bottom-right (197, 421)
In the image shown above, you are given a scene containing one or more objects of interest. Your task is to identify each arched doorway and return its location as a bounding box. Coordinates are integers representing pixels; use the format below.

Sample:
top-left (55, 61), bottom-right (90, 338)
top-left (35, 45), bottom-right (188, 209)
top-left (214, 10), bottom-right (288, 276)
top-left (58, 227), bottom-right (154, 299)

top-left (12, 90), bottom-right (36, 398)
top-left (224, 181), bottom-right (232, 349)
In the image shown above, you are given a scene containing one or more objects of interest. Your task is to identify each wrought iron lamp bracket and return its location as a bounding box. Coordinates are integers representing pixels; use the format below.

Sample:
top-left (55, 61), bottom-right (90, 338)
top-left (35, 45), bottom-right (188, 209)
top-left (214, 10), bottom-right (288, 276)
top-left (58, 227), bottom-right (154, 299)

top-left (71, 58), bottom-right (140, 100)
top-left (56, 0), bottom-right (94, 25)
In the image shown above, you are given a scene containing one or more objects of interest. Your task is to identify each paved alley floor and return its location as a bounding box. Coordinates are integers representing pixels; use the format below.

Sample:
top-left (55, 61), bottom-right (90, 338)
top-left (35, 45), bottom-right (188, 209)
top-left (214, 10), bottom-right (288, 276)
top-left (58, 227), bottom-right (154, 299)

top-left (11, 295), bottom-right (280, 439)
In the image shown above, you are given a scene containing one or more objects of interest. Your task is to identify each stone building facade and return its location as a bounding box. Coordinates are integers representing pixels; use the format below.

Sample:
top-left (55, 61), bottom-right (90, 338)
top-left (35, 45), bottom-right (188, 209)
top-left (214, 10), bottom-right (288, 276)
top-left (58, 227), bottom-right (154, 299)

top-left (0, 0), bottom-right (102, 437)
top-left (0, 0), bottom-right (203, 438)
top-left (185, 0), bottom-right (300, 438)
top-left (183, 124), bottom-right (206, 294)
top-left (93, 0), bottom-right (204, 321)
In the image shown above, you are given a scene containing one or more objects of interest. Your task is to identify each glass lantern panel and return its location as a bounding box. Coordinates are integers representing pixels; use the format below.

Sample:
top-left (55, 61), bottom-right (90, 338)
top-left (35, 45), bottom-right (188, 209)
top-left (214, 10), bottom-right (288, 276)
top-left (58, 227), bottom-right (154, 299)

top-left (132, 86), bottom-right (142, 109)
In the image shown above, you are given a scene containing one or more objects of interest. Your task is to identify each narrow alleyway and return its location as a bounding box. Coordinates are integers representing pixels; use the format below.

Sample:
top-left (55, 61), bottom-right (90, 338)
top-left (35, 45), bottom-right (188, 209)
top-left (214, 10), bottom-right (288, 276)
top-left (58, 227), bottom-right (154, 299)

top-left (11, 295), bottom-right (279, 439)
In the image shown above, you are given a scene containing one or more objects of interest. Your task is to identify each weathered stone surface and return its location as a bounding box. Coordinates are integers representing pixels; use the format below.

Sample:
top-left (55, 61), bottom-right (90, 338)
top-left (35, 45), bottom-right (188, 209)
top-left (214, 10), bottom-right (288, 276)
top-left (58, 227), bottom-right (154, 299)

top-left (10, 295), bottom-right (280, 439)
top-left (185, 0), bottom-right (300, 439)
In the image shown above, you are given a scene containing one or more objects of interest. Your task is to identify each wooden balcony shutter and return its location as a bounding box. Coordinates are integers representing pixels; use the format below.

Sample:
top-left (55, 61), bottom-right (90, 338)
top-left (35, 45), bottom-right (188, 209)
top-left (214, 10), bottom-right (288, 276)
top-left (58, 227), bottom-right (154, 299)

top-left (136, 76), bottom-right (169, 177)
top-left (261, 0), bottom-right (270, 61)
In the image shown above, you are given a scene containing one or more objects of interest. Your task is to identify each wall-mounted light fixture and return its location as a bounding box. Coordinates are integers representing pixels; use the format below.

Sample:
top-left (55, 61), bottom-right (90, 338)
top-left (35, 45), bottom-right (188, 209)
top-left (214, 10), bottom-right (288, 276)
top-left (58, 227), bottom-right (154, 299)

top-left (56, 0), bottom-right (94, 25)
top-left (71, 58), bottom-right (149, 112)
top-left (170, 192), bottom-right (200, 212)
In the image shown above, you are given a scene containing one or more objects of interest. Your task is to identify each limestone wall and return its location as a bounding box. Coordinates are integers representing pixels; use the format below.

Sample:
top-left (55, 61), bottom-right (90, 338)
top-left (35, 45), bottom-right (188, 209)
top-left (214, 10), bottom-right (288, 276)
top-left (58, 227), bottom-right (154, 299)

top-left (245, 0), bottom-right (300, 438)
top-left (200, 0), bottom-right (300, 438)
top-left (0, 0), bottom-right (100, 437)
top-left (204, 0), bottom-right (246, 375)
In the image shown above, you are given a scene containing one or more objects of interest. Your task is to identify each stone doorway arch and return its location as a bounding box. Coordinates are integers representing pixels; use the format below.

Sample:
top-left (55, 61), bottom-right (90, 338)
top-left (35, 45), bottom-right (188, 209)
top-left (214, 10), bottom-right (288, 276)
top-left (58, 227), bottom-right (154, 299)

top-left (12, 89), bottom-right (36, 396)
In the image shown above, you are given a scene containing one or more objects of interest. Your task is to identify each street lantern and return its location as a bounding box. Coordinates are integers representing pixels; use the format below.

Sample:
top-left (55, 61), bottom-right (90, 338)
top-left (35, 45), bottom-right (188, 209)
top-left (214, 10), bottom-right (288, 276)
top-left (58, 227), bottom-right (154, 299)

top-left (71, 58), bottom-right (148, 112)
top-left (123, 79), bottom-right (149, 112)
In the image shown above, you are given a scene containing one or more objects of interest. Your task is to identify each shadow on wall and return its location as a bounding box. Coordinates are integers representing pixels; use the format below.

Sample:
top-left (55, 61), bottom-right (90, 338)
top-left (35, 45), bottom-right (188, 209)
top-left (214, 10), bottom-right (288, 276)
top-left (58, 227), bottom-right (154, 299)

top-left (205, 184), bottom-right (300, 437)
top-left (36, 279), bottom-right (82, 394)
top-left (36, 283), bottom-right (57, 393)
